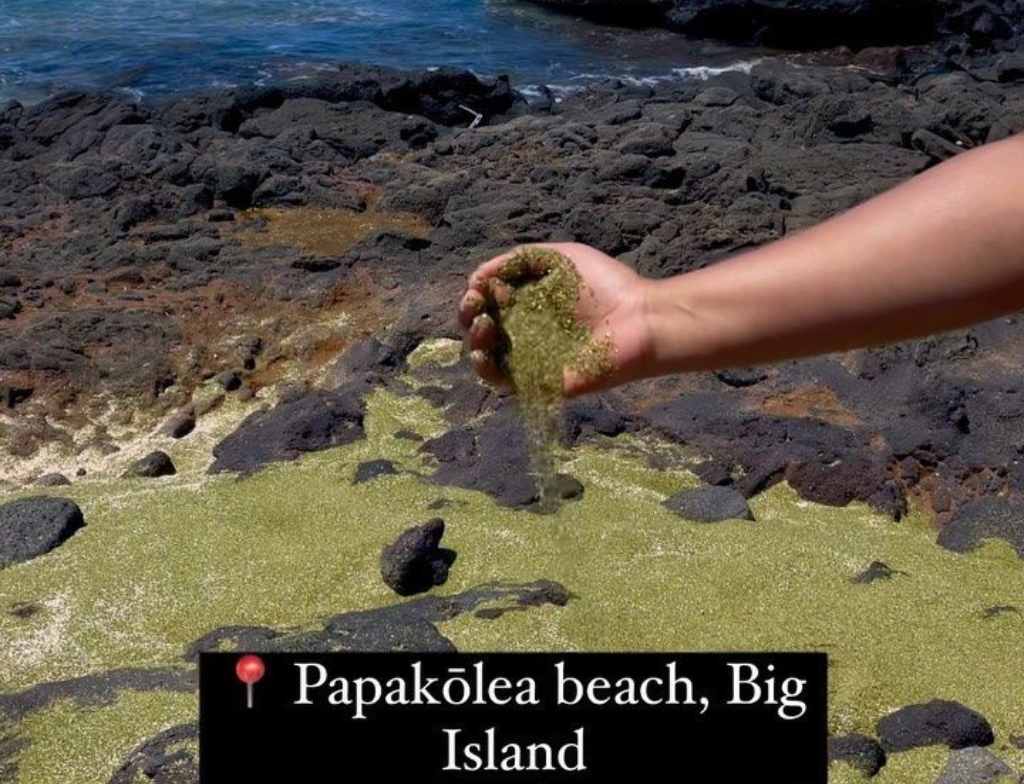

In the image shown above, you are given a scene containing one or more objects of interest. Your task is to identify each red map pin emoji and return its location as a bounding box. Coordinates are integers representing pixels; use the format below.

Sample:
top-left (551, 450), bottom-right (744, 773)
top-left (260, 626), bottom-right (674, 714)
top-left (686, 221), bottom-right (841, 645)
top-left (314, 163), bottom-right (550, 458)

top-left (236, 654), bottom-right (265, 709)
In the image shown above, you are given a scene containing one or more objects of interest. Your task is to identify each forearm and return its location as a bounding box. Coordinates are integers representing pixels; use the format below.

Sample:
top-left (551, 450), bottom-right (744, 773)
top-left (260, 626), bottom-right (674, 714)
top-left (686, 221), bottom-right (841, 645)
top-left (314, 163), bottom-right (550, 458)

top-left (642, 135), bottom-right (1024, 373)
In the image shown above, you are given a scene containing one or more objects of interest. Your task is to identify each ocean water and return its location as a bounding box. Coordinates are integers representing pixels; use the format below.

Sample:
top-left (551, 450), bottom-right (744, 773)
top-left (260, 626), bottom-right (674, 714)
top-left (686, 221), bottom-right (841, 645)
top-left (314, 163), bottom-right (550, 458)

top-left (0, 0), bottom-right (757, 104)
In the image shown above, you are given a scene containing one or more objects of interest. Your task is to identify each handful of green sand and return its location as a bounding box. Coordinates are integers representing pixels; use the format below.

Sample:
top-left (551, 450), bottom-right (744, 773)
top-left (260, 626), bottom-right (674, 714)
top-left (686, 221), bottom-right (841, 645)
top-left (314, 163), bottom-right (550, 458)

top-left (492, 247), bottom-right (612, 403)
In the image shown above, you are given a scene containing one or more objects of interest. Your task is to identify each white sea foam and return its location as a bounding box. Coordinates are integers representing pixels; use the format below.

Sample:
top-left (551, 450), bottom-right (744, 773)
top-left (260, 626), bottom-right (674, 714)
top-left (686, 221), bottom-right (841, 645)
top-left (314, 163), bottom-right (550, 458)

top-left (673, 59), bottom-right (763, 79)
top-left (518, 59), bottom-right (765, 105)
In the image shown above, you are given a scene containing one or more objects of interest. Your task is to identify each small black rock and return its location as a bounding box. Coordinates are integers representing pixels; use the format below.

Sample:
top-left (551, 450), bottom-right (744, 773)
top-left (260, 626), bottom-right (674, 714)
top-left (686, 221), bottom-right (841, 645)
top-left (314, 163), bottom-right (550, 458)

top-left (664, 485), bottom-right (754, 522)
top-left (877, 700), bottom-right (995, 752)
top-left (714, 367), bottom-right (768, 388)
top-left (123, 451), bottom-right (177, 479)
top-left (0, 295), bottom-right (22, 320)
top-left (381, 518), bottom-right (457, 597)
top-left (162, 411), bottom-right (196, 439)
top-left (354, 459), bottom-right (399, 484)
top-left (828, 733), bottom-right (887, 777)
top-left (1, 385), bottom-right (33, 409)
top-left (214, 370), bottom-right (242, 392)
top-left (394, 429), bottom-right (424, 442)
top-left (0, 497), bottom-right (86, 568)
top-left (35, 472), bottom-right (71, 487)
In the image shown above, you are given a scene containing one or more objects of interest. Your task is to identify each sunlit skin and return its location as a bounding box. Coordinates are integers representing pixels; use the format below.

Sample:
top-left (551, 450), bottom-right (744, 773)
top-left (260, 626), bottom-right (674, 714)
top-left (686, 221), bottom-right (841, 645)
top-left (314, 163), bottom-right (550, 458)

top-left (460, 135), bottom-right (1024, 397)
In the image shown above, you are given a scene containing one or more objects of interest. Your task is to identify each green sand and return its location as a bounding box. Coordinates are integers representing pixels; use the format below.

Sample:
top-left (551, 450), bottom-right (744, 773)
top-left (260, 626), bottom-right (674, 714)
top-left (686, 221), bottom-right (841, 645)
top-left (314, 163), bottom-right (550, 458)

top-left (494, 247), bottom-right (612, 499)
top-left (13, 692), bottom-right (196, 784)
top-left (1, 381), bottom-right (1022, 783)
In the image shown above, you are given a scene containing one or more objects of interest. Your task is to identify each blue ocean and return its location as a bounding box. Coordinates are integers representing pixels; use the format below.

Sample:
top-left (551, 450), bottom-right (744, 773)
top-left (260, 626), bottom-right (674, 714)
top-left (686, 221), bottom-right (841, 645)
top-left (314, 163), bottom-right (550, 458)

top-left (0, 0), bottom-right (755, 104)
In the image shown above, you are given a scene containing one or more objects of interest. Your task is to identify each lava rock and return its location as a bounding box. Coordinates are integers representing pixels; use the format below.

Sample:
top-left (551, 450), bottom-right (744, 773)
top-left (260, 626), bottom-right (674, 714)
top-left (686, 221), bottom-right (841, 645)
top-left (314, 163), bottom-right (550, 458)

top-left (828, 733), bottom-right (887, 777)
top-left (1, 385), bottom-right (33, 409)
top-left (939, 496), bottom-right (1024, 558)
top-left (0, 497), bottom-right (85, 568)
top-left (934, 747), bottom-right (1012, 784)
top-left (563, 397), bottom-right (630, 444)
top-left (162, 410), bottom-right (196, 439)
top-left (123, 450), bottom-right (177, 478)
top-left (214, 370), bottom-right (242, 392)
top-left (209, 387), bottom-right (365, 474)
top-left (34, 473), bottom-right (71, 487)
top-left (522, 0), bottom-right (1007, 50)
top-left (107, 723), bottom-right (198, 784)
top-left (425, 405), bottom-right (540, 508)
top-left (354, 459), bottom-right (399, 484)
top-left (380, 518), bottom-right (457, 596)
top-left (328, 338), bottom-right (406, 385)
top-left (911, 129), bottom-right (965, 162)
top-left (664, 485), bottom-right (754, 522)
top-left (714, 367), bottom-right (769, 388)
top-left (877, 700), bottom-right (995, 752)
top-left (0, 296), bottom-right (21, 320)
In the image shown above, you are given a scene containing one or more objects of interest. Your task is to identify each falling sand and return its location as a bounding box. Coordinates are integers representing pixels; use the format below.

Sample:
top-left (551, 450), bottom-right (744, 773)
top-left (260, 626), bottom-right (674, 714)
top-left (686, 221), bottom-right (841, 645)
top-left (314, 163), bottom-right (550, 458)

top-left (493, 247), bottom-right (612, 507)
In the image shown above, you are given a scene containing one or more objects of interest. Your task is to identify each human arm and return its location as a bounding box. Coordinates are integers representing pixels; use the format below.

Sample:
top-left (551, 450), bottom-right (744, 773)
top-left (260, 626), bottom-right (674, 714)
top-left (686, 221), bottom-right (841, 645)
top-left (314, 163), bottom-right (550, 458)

top-left (460, 134), bottom-right (1024, 396)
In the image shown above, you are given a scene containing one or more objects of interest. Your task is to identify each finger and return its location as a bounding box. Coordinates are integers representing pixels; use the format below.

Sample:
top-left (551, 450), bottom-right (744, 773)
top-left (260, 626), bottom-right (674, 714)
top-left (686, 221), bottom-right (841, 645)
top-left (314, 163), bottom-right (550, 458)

top-left (466, 250), bottom-right (519, 294)
top-left (468, 313), bottom-right (498, 353)
top-left (488, 278), bottom-right (515, 309)
top-left (459, 288), bottom-right (487, 330)
top-left (496, 246), bottom-right (556, 283)
top-left (470, 349), bottom-right (507, 386)
top-left (563, 367), bottom-right (612, 399)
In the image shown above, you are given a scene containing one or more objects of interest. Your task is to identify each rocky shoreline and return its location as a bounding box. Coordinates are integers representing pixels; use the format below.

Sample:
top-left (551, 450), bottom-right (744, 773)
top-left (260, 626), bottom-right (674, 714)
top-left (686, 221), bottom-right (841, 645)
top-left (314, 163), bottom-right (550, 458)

top-left (3, 46), bottom-right (1024, 546)
top-left (2, 17), bottom-right (1024, 783)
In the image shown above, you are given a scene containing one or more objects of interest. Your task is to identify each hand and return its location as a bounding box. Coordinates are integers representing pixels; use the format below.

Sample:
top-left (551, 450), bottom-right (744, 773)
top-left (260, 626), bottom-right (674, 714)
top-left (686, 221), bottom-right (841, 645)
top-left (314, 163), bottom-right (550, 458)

top-left (458, 242), bottom-right (655, 397)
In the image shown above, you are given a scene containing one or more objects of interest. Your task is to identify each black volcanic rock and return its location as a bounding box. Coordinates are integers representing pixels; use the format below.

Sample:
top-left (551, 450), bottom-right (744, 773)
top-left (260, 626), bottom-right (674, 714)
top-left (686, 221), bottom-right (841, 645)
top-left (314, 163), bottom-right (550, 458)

top-left (664, 485), bottom-right (754, 522)
top-left (938, 495), bottom-right (1024, 557)
top-left (424, 404), bottom-right (539, 508)
top-left (162, 410), bottom-right (196, 439)
top-left (877, 700), bottom-right (995, 751)
top-left (0, 497), bottom-right (85, 568)
top-left (380, 518), bottom-right (457, 596)
top-left (123, 450), bottom-right (177, 478)
top-left (354, 459), bottom-right (399, 484)
top-left (523, 0), bottom-right (1021, 50)
top-left (210, 387), bottom-right (366, 474)
top-left (934, 747), bottom-right (1012, 784)
top-left (107, 723), bottom-right (198, 784)
top-left (828, 733), bottom-right (887, 777)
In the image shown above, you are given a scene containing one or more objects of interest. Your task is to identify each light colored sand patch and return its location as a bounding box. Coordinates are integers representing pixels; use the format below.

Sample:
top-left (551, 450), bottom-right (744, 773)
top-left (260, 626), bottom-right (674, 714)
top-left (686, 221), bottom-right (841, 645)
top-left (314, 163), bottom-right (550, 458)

top-left (2, 591), bottom-right (80, 674)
